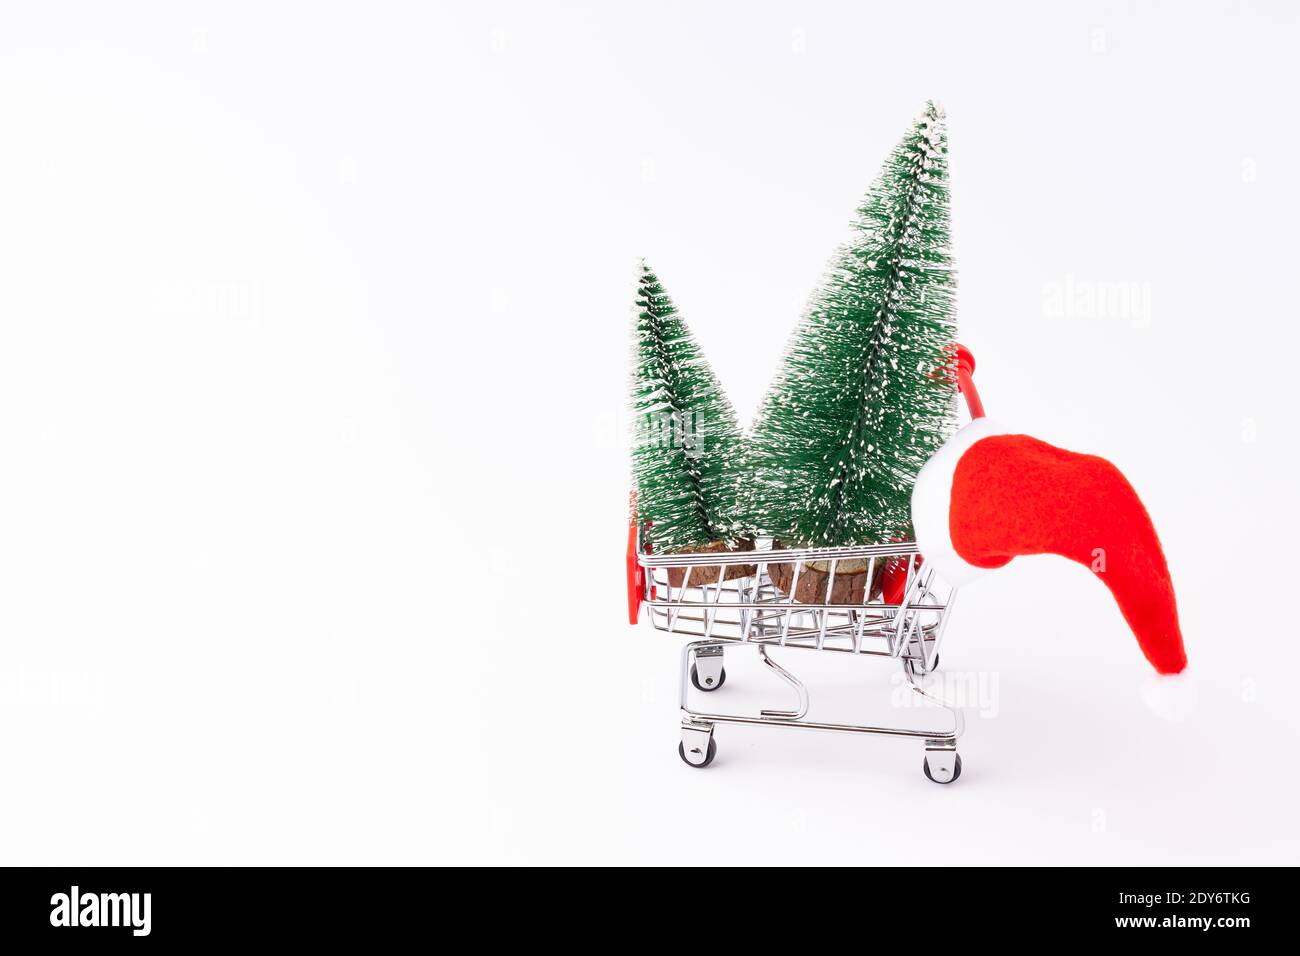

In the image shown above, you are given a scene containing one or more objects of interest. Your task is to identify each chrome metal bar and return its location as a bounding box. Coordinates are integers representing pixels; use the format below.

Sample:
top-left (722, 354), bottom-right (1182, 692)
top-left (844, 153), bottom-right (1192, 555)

top-left (740, 563), bottom-right (767, 642)
top-left (757, 645), bottom-right (810, 719)
top-left (901, 565), bottom-right (932, 665)
top-left (911, 567), bottom-right (940, 671)
top-left (780, 560), bottom-right (803, 647)
top-left (677, 641), bottom-right (962, 742)
top-left (928, 587), bottom-right (957, 670)
top-left (667, 564), bottom-right (694, 633)
top-left (816, 558), bottom-right (837, 650)
top-left (644, 540), bottom-right (921, 567)
top-left (738, 573), bottom-right (752, 642)
top-left (701, 564), bottom-right (726, 641)
top-left (682, 711), bottom-right (959, 741)
top-left (644, 599), bottom-right (949, 614)
top-left (890, 554), bottom-right (918, 656)
top-left (904, 657), bottom-right (966, 740)
top-left (853, 556), bottom-right (876, 653)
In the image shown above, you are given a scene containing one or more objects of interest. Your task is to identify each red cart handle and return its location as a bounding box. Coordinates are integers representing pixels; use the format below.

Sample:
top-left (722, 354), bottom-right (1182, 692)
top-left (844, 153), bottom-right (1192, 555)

top-left (952, 343), bottom-right (984, 419)
top-left (626, 491), bottom-right (645, 624)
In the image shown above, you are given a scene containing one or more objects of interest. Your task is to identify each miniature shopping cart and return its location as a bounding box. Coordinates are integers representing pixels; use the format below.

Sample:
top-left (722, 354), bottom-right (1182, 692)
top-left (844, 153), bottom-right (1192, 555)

top-left (625, 346), bottom-right (984, 784)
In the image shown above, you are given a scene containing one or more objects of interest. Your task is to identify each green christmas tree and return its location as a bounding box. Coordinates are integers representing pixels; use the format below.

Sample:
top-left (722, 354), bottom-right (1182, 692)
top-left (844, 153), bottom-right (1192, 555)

top-left (630, 261), bottom-right (745, 553)
top-left (746, 102), bottom-right (958, 548)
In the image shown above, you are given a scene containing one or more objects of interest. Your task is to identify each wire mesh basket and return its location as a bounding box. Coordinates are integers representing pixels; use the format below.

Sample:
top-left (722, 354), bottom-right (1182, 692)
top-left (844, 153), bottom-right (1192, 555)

top-left (642, 540), bottom-right (953, 669)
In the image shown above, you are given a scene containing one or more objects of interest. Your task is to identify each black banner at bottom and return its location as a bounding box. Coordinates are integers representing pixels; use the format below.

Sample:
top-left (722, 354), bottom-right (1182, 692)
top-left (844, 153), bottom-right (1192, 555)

top-left (0, 866), bottom-right (1284, 943)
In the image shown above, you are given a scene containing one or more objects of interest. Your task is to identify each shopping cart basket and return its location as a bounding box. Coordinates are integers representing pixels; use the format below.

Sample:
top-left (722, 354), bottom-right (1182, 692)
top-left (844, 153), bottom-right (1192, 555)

top-left (625, 346), bottom-right (984, 784)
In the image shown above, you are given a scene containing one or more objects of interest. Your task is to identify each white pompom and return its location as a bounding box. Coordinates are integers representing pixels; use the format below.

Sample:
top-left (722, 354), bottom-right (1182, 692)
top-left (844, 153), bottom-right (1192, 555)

top-left (911, 418), bottom-right (1007, 588)
top-left (1140, 669), bottom-right (1198, 722)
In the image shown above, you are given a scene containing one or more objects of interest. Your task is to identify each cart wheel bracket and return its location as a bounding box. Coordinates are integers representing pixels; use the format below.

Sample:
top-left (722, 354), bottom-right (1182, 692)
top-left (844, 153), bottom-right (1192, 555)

top-left (679, 722), bottom-right (716, 768)
top-left (923, 742), bottom-right (961, 784)
top-left (692, 645), bottom-right (725, 691)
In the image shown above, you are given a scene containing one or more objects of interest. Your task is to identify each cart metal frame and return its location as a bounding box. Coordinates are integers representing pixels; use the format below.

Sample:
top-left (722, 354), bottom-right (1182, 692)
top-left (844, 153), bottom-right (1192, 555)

top-left (635, 539), bottom-right (964, 782)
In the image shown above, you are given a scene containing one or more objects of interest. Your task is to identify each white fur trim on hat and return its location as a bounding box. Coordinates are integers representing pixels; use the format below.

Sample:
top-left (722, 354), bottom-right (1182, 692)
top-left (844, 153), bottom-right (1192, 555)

top-left (1140, 669), bottom-right (1198, 722)
top-left (911, 418), bottom-right (1008, 588)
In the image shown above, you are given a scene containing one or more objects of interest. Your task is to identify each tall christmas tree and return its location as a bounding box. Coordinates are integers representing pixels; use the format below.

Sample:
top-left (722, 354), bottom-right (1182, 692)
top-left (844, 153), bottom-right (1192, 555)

top-left (746, 102), bottom-right (958, 548)
top-left (630, 261), bottom-right (746, 554)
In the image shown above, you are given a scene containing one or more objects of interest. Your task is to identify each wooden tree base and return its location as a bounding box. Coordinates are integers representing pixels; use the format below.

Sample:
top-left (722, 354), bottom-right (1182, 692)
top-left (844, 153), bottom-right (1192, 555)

top-left (665, 539), bottom-right (757, 587)
top-left (768, 554), bottom-right (887, 605)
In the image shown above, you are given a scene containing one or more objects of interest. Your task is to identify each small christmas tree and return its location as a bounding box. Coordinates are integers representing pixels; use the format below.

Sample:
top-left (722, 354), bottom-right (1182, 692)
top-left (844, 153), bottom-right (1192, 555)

top-left (747, 102), bottom-right (958, 548)
top-left (630, 261), bottom-right (746, 556)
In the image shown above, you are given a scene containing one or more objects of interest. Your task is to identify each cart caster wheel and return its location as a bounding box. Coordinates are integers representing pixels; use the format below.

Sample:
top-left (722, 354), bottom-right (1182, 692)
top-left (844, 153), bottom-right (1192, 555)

top-left (679, 737), bottom-right (717, 768)
top-left (690, 663), bottom-right (726, 692)
top-left (923, 752), bottom-right (962, 784)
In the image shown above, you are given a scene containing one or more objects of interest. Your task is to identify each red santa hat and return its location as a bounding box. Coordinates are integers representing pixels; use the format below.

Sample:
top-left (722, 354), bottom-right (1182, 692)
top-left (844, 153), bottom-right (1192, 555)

top-left (912, 352), bottom-right (1193, 720)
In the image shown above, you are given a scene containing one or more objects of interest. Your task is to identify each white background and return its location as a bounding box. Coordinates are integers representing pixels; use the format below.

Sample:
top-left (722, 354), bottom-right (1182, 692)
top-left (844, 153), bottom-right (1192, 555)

top-left (2, 1), bottom-right (1297, 865)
